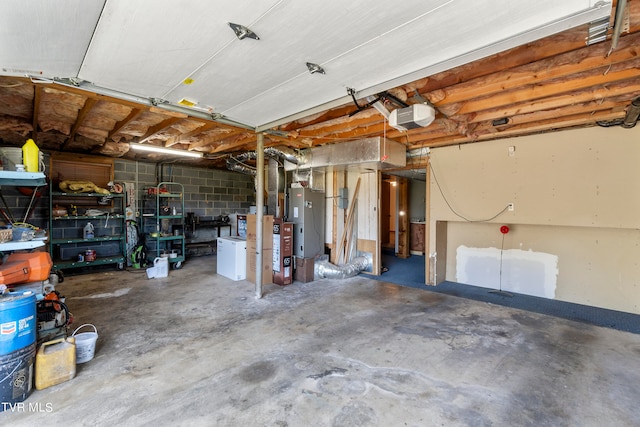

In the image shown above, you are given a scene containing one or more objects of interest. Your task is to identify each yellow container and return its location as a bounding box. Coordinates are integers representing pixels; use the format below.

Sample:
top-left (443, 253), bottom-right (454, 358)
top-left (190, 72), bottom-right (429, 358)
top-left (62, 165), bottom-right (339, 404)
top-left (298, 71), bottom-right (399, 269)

top-left (22, 138), bottom-right (40, 172)
top-left (35, 337), bottom-right (76, 390)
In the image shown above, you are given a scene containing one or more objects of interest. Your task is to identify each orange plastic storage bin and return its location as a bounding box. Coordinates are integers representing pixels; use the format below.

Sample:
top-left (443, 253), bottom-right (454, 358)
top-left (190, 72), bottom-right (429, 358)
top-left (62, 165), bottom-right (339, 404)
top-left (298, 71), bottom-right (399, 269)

top-left (6, 252), bottom-right (53, 282)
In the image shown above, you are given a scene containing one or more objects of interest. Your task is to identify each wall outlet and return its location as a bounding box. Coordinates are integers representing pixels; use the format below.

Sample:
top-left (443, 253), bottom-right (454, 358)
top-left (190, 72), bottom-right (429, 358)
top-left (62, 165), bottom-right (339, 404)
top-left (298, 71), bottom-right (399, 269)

top-left (508, 203), bottom-right (515, 211)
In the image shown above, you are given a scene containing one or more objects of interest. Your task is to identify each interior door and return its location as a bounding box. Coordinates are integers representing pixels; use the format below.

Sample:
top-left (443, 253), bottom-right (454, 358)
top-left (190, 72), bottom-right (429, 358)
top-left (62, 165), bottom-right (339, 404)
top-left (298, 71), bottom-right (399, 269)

top-left (396, 177), bottom-right (410, 258)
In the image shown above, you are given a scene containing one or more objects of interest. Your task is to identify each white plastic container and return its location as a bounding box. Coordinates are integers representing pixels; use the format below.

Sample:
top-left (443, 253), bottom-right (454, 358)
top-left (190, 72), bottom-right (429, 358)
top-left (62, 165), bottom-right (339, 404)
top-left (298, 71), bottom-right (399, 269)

top-left (0, 147), bottom-right (23, 171)
top-left (153, 257), bottom-right (168, 278)
top-left (83, 223), bottom-right (94, 239)
top-left (146, 266), bottom-right (157, 279)
top-left (72, 324), bottom-right (98, 364)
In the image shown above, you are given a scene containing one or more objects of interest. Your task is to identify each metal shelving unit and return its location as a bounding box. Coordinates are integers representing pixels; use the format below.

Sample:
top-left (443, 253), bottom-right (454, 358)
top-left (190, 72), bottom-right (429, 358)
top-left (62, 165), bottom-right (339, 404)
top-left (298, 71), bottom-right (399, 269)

top-left (0, 171), bottom-right (46, 252)
top-left (143, 182), bottom-right (185, 269)
top-left (48, 190), bottom-right (126, 270)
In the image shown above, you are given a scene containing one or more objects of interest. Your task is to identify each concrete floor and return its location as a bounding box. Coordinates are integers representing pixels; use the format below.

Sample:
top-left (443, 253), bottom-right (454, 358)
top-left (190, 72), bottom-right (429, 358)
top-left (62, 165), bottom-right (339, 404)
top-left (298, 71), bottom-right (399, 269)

top-left (2, 256), bottom-right (640, 426)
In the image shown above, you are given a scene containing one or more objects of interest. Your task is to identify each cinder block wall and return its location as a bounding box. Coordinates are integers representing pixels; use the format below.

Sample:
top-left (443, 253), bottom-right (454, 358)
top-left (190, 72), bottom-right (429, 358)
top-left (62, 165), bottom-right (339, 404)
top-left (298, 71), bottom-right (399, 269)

top-left (3, 157), bottom-right (255, 232)
top-left (114, 159), bottom-right (255, 219)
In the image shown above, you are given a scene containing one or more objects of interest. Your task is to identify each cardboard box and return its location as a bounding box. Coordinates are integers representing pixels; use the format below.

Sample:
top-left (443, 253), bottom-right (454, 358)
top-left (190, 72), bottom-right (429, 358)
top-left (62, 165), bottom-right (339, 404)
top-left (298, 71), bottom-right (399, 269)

top-left (294, 256), bottom-right (315, 283)
top-left (246, 214), bottom-right (273, 285)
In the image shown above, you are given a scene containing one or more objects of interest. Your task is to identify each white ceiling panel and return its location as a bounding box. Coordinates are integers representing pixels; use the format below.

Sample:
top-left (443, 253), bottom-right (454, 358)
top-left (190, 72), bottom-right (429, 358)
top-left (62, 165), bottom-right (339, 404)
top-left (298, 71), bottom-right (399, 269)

top-left (165, 0), bottom-right (445, 114)
top-left (0, 0), bottom-right (105, 78)
top-left (0, 0), bottom-right (611, 130)
top-left (219, 0), bottom-right (613, 127)
top-left (78, 0), bottom-right (282, 99)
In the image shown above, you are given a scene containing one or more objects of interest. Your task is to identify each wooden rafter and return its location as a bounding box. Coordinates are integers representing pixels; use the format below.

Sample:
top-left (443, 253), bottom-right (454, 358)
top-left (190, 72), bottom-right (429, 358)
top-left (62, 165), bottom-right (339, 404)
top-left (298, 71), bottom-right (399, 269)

top-left (165, 122), bottom-right (218, 147)
top-left (137, 117), bottom-right (182, 144)
top-left (0, 1), bottom-right (638, 165)
top-left (209, 133), bottom-right (257, 153)
top-left (188, 129), bottom-right (248, 149)
top-left (61, 97), bottom-right (97, 149)
top-left (426, 33), bottom-right (640, 107)
top-left (109, 107), bottom-right (144, 140)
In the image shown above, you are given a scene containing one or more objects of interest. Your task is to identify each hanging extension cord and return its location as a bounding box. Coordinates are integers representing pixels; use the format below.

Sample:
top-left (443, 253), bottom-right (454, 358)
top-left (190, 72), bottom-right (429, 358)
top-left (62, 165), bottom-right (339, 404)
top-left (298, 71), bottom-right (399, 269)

top-left (430, 161), bottom-right (511, 222)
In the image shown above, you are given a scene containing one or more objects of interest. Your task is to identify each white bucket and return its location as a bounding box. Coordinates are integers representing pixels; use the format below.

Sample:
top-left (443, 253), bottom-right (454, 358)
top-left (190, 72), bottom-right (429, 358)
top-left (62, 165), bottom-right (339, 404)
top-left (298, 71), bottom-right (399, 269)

top-left (153, 257), bottom-right (169, 278)
top-left (72, 324), bottom-right (98, 364)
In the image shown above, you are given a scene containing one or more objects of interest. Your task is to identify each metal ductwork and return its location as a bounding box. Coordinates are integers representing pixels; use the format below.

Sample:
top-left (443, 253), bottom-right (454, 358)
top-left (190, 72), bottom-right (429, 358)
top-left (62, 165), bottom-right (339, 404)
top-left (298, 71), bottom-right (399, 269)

top-left (407, 147), bottom-right (431, 158)
top-left (226, 152), bottom-right (257, 176)
top-left (284, 137), bottom-right (406, 171)
top-left (314, 256), bottom-right (370, 280)
top-left (622, 97), bottom-right (640, 129)
top-left (264, 147), bottom-right (300, 165)
top-left (597, 97), bottom-right (640, 129)
top-left (227, 147), bottom-right (303, 175)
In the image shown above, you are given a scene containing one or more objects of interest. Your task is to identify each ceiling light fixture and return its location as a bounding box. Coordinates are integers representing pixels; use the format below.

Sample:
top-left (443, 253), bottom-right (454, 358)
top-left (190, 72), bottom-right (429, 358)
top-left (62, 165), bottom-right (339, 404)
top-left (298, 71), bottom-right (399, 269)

top-left (228, 22), bottom-right (259, 40)
top-left (129, 143), bottom-right (203, 158)
top-left (306, 62), bottom-right (325, 75)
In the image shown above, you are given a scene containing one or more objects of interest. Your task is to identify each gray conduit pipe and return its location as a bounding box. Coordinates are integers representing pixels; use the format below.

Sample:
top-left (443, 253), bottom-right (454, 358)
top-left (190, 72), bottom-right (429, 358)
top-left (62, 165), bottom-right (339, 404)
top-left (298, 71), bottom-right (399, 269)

top-left (256, 133), bottom-right (264, 299)
top-left (609, 0), bottom-right (628, 56)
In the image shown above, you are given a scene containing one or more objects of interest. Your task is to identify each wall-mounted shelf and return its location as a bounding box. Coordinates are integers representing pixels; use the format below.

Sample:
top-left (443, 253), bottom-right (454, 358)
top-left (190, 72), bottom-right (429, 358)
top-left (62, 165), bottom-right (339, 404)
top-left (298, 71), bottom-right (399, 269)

top-left (0, 170), bottom-right (46, 187)
top-left (52, 214), bottom-right (125, 221)
top-left (0, 240), bottom-right (45, 252)
top-left (0, 171), bottom-right (47, 252)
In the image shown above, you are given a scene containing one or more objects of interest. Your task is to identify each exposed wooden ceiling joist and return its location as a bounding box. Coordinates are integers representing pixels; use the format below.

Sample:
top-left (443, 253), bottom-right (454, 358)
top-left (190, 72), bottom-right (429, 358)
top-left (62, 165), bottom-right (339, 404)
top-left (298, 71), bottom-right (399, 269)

top-left (136, 117), bottom-right (182, 144)
top-left (0, 1), bottom-right (638, 170)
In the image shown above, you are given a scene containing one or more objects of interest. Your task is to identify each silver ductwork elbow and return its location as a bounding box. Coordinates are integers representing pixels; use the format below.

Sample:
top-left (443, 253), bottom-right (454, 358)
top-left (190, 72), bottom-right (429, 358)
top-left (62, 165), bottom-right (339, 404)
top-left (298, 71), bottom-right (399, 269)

top-left (622, 97), bottom-right (640, 129)
top-left (264, 147), bottom-right (300, 165)
top-left (407, 147), bottom-right (430, 158)
top-left (227, 147), bottom-right (303, 175)
top-left (226, 155), bottom-right (257, 176)
top-left (314, 256), bottom-right (370, 280)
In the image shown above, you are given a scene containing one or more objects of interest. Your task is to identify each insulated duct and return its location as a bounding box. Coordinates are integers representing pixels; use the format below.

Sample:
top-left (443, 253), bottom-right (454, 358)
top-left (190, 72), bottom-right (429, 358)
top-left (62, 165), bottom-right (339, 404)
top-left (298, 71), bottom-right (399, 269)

top-left (314, 256), bottom-right (370, 280)
top-left (622, 97), bottom-right (640, 129)
top-left (407, 147), bottom-right (431, 158)
top-left (226, 147), bottom-right (303, 175)
top-left (226, 152), bottom-right (257, 176)
top-left (264, 147), bottom-right (300, 165)
top-left (597, 97), bottom-right (640, 129)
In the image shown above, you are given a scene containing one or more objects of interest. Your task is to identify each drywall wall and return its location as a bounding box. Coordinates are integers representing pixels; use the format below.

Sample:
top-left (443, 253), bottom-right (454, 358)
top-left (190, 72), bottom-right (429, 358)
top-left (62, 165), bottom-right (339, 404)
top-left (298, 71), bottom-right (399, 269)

top-left (428, 125), bottom-right (640, 314)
